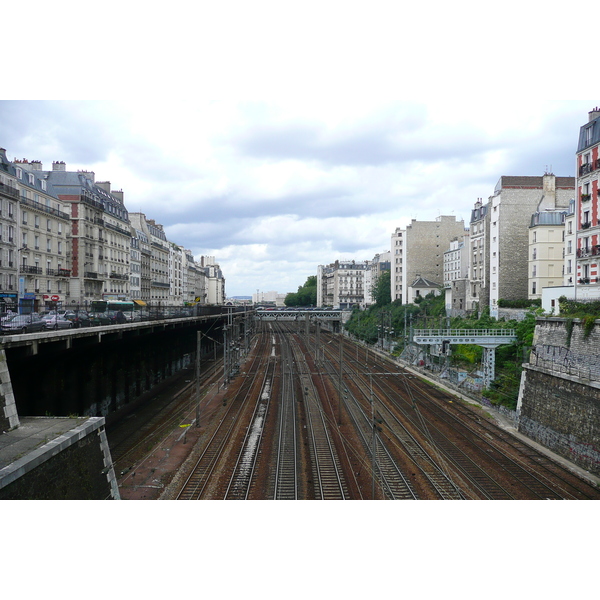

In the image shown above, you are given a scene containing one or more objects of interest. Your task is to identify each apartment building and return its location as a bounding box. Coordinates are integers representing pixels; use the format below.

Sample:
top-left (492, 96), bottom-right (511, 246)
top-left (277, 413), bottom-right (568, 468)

top-left (0, 148), bottom-right (19, 310)
top-left (391, 215), bottom-right (467, 305)
top-left (468, 199), bottom-right (490, 313)
top-left (169, 243), bottom-right (184, 306)
top-left (575, 107), bottom-right (600, 299)
top-left (443, 234), bottom-right (470, 316)
top-left (184, 248), bottom-right (207, 305)
top-left (316, 260), bottom-right (367, 308)
top-left (316, 264), bottom-right (333, 307)
top-left (203, 256), bottom-right (225, 305)
top-left (129, 213), bottom-right (169, 303)
top-left (563, 199), bottom-right (576, 287)
top-left (129, 234), bottom-right (142, 301)
top-left (487, 174), bottom-right (574, 317)
top-left (363, 251), bottom-right (390, 306)
top-left (94, 182), bottom-right (131, 300)
top-left (34, 161), bottom-right (120, 305)
top-left (528, 208), bottom-right (568, 299)
top-left (1, 154), bottom-right (72, 312)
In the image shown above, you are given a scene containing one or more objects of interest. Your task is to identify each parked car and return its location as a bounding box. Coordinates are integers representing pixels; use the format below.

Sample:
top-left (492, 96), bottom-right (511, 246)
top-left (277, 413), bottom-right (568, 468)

top-left (64, 310), bottom-right (92, 329)
top-left (42, 314), bottom-right (73, 330)
top-left (88, 312), bottom-right (113, 326)
top-left (1, 314), bottom-right (47, 334)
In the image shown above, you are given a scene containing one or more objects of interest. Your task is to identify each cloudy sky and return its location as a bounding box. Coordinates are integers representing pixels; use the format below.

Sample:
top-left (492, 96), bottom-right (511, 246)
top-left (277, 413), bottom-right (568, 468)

top-left (2, 2), bottom-right (592, 298)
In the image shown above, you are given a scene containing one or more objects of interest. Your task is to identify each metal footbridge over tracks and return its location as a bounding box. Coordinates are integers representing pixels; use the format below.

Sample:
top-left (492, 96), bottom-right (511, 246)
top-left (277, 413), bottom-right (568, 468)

top-left (256, 309), bottom-right (344, 321)
top-left (412, 329), bottom-right (517, 388)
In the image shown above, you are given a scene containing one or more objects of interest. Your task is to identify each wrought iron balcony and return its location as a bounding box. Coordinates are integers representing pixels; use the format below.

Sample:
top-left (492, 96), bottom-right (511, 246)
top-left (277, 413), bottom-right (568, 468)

top-left (21, 265), bottom-right (43, 274)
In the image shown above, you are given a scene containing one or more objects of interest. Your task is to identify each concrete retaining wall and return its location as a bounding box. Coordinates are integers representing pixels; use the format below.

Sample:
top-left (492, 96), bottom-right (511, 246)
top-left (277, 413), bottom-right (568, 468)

top-left (0, 417), bottom-right (119, 500)
top-left (518, 318), bottom-right (600, 475)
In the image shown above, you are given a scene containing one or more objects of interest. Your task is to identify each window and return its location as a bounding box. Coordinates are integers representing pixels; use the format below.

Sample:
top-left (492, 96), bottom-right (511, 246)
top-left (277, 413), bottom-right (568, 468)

top-left (22, 211), bottom-right (27, 225)
top-left (586, 126), bottom-right (593, 145)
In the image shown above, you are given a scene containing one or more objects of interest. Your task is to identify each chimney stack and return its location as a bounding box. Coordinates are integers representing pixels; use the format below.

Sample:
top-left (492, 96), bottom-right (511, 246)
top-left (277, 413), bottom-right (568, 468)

top-left (96, 181), bottom-right (111, 193)
top-left (589, 107), bottom-right (600, 122)
top-left (52, 161), bottom-right (66, 171)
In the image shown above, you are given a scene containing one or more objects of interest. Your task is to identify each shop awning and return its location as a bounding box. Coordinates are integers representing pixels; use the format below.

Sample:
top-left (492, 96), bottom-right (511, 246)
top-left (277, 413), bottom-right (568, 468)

top-left (133, 300), bottom-right (147, 307)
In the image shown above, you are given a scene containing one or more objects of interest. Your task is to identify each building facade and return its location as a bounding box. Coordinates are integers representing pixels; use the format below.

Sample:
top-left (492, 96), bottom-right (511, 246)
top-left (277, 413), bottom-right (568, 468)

top-left (487, 174), bottom-right (574, 317)
top-left (6, 157), bottom-right (72, 312)
top-left (575, 108), bottom-right (600, 300)
top-left (443, 234), bottom-right (470, 316)
top-left (391, 215), bottom-right (467, 305)
top-left (363, 251), bottom-right (390, 306)
top-left (528, 209), bottom-right (567, 299)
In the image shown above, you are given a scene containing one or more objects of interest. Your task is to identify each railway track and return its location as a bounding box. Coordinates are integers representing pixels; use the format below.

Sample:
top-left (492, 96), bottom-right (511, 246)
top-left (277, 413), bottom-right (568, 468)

top-left (151, 320), bottom-right (600, 500)
top-left (290, 334), bottom-right (348, 500)
top-left (176, 332), bottom-right (271, 499)
top-left (318, 339), bottom-right (418, 499)
top-left (340, 333), bottom-right (600, 499)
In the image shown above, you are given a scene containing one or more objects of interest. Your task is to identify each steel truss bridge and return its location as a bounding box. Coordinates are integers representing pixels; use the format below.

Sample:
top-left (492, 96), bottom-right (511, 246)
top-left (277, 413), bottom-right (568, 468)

top-left (412, 329), bottom-right (517, 388)
top-left (256, 310), bottom-right (344, 321)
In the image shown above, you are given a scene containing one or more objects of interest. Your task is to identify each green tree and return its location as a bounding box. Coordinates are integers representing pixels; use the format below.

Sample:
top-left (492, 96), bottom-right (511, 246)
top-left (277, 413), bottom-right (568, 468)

top-left (371, 270), bottom-right (391, 307)
top-left (285, 275), bottom-right (317, 307)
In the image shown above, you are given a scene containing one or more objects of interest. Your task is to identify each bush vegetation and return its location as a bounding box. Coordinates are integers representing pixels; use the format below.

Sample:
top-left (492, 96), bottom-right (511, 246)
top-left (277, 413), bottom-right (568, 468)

top-left (343, 293), bottom-right (536, 410)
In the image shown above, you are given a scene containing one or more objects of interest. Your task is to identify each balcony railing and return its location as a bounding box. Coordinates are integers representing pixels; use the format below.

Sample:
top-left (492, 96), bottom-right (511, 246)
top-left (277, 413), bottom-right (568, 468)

top-left (579, 163), bottom-right (594, 176)
top-left (19, 196), bottom-right (70, 220)
top-left (105, 222), bottom-right (132, 237)
top-left (46, 268), bottom-right (72, 277)
top-left (581, 221), bottom-right (592, 229)
top-left (0, 182), bottom-right (19, 199)
top-left (21, 265), bottom-right (43, 274)
top-left (581, 193), bottom-right (591, 202)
